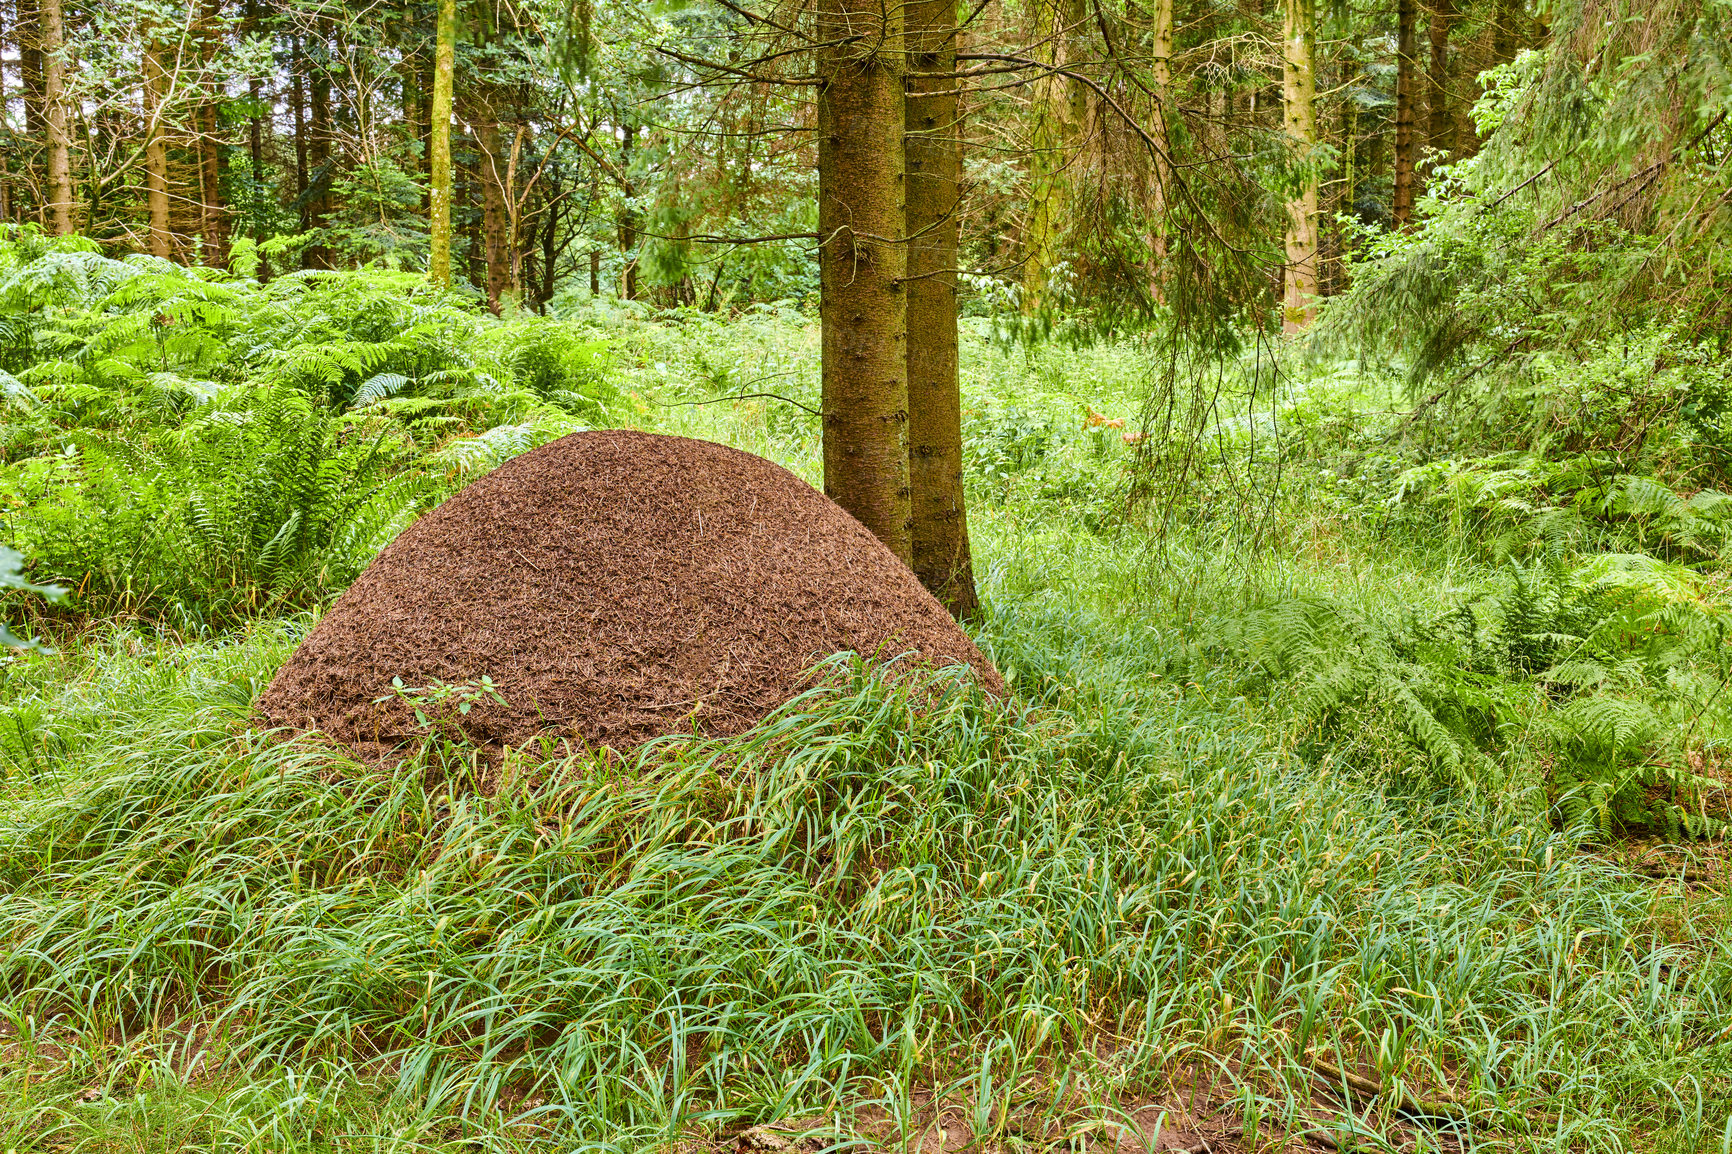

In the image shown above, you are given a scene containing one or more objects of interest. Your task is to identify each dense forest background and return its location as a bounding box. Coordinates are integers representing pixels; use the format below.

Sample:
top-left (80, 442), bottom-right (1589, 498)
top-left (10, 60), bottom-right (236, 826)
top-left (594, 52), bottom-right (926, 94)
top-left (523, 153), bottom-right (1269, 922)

top-left (0, 0), bottom-right (1553, 312)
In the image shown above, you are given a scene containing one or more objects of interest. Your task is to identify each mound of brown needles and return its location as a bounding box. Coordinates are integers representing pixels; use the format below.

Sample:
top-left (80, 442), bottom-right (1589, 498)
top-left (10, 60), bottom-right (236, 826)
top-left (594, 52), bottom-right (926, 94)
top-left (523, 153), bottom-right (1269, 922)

top-left (261, 430), bottom-right (1003, 751)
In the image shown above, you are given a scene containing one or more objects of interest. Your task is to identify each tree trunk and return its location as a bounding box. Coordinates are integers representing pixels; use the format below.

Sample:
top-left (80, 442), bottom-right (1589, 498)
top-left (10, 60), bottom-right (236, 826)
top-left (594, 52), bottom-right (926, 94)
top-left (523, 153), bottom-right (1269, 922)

top-left (1491, 0), bottom-right (1520, 63)
top-left (196, 1), bottom-right (228, 266)
top-left (197, 107), bottom-right (228, 265)
top-left (1426, 0), bottom-right (1455, 170)
top-left (19, 0), bottom-right (41, 142)
top-left (817, 0), bottom-right (910, 562)
top-left (1020, 0), bottom-right (1086, 311)
top-left (475, 110), bottom-right (509, 313)
top-left (247, 0), bottom-right (269, 280)
top-left (1281, 0), bottom-right (1318, 331)
top-left (1148, 0), bottom-right (1174, 281)
top-left (291, 36), bottom-right (309, 230)
top-left (617, 123), bottom-right (638, 300)
top-left (143, 35), bottom-right (172, 257)
top-left (0, 15), bottom-right (9, 225)
top-left (905, 0), bottom-right (977, 617)
top-left (589, 247), bottom-right (600, 296)
top-left (41, 0), bottom-right (71, 234)
top-left (303, 28), bottom-right (333, 268)
top-left (19, 0), bottom-right (41, 225)
top-left (538, 190), bottom-right (562, 308)
top-left (400, 56), bottom-right (422, 185)
top-left (428, 0), bottom-right (456, 287)
top-left (464, 151), bottom-right (484, 286)
top-left (1392, 0), bottom-right (1418, 228)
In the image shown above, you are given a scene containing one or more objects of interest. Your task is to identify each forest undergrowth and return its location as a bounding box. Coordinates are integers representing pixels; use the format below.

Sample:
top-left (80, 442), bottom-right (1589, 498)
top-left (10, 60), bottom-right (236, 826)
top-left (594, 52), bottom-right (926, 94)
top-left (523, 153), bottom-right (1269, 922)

top-left (3, 238), bottom-right (1732, 1150)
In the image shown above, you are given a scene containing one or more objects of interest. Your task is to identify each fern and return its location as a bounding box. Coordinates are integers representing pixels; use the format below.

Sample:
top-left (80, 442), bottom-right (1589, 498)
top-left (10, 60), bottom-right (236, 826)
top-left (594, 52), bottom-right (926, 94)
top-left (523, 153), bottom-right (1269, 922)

top-left (1236, 550), bottom-right (1732, 839)
top-left (351, 372), bottom-right (412, 409)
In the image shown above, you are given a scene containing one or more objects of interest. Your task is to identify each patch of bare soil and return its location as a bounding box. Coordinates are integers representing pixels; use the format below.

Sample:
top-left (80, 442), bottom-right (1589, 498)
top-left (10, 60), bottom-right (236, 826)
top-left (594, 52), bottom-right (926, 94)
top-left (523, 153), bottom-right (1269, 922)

top-left (261, 431), bottom-right (1003, 753)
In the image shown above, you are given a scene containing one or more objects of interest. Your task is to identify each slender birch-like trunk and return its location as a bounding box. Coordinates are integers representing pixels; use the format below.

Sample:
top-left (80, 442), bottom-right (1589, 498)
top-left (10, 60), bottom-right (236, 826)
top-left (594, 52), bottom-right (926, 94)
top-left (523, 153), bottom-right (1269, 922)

top-left (428, 0), bottom-right (456, 287)
top-left (1392, 0), bottom-right (1419, 227)
top-left (42, 0), bottom-right (72, 234)
top-left (1282, 0), bottom-right (1318, 331)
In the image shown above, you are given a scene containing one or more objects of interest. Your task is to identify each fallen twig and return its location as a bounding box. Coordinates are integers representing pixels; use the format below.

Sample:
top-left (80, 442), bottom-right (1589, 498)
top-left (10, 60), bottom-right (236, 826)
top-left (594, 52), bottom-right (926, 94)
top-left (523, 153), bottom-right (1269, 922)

top-left (1307, 1057), bottom-right (1468, 1124)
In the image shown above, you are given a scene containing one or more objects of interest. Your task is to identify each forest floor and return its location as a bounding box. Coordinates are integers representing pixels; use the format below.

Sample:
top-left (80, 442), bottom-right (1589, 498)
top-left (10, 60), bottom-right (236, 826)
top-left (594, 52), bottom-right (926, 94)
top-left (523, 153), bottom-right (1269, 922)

top-left (4, 304), bottom-right (1731, 1153)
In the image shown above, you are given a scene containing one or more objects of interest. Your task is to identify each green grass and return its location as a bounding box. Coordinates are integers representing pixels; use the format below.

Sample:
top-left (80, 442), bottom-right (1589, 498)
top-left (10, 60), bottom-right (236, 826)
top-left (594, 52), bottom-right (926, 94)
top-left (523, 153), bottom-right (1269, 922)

top-left (5, 516), bottom-right (1732, 1151)
top-left (5, 303), bottom-right (1732, 1151)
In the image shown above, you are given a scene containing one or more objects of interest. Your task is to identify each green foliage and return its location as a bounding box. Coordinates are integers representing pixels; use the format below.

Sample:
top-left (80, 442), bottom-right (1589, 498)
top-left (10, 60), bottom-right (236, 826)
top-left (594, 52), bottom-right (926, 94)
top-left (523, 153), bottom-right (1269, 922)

top-left (0, 546), bottom-right (65, 651)
top-left (0, 239), bottom-right (620, 628)
top-left (1233, 554), bottom-right (1732, 840)
top-left (7, 384), bottom-right (427, 626)
top-left (378, 673), bottom-right (510, 736)
top-left (1323, 0), bottom-right (1732, 453)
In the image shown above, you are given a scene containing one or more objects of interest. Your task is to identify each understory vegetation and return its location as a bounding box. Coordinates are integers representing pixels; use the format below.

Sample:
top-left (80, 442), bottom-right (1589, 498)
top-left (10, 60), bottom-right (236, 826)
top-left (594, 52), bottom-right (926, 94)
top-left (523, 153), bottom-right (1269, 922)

top-left (4, 219), bottom-right (1732, 1149)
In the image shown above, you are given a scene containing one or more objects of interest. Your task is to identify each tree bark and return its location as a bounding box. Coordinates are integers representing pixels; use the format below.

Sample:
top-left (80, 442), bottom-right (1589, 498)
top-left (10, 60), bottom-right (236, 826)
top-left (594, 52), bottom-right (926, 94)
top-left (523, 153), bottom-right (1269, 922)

top-left (1281, 0), bottom-right (1318, 331)
top-left (818, 0), bottom-right (911, 562)
top-left (18, 0), bottom-right (41, 144)
top-left (143, 34), bottom-right (172, 257)
top-left (464, 150), bottom-right (484, 286)
top-left (18, 0), bottom-right (42, 225)
top-left (41, 0), bottom-right (72, 234)
top-left (476, 114), bottom-right (509, 312)
top-left (1148, 0), bottom-right (1174, 281)
top-left (905, 0), bottom-right (977, 616)
top-left (303, 25), bottom-right (333, 268)
top-left (428, 0), bottom-right (456, 287)
top-left (1426, 0), bottom-right (1455, 166)
top-left (617, 122), bottom-right (638, 300)
top-left (196, 0), bottom-right (228, 266)
top-left (291, 35), bottom-right (309, 230)
top-left (1392, 0), bottom-right (1419, 228)
top-left (1491, 0), bottom-right (1520, 64)
top-left (0, 12), bottom-right (9, 225)
top-left (246, 0), bottom-right (269, 280)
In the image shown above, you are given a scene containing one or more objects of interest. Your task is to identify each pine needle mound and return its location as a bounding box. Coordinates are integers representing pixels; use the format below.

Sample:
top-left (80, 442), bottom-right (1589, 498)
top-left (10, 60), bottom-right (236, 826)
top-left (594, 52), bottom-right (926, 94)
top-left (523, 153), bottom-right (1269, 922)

top-left (261, 430), bottom-right (1003, 751)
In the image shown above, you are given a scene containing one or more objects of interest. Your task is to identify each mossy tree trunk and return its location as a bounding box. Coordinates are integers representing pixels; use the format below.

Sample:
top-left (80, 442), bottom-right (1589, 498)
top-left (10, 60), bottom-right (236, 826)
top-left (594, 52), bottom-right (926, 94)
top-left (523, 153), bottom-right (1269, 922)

top-left (1282, 0), bottom-right (1318, 331)
top-left (1020, 0), bottom-right (1086, 311)
top-left (818, 0), bottom-right (911, 563)
top-left (477, 114), bottom-right (509, 312)
top-left (1392, 0), bottom-right (1418, 228)
top-left (1427, 0), bottom-right (1455, 163)
top-left (1149, 0), bottom-right (1174, 282)
top-left (144, 33), bottom-right (172, 257)
top-left (906, 0), bottom-right (977, 617)
top-left (428, 0), bottom-right (456, 288)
